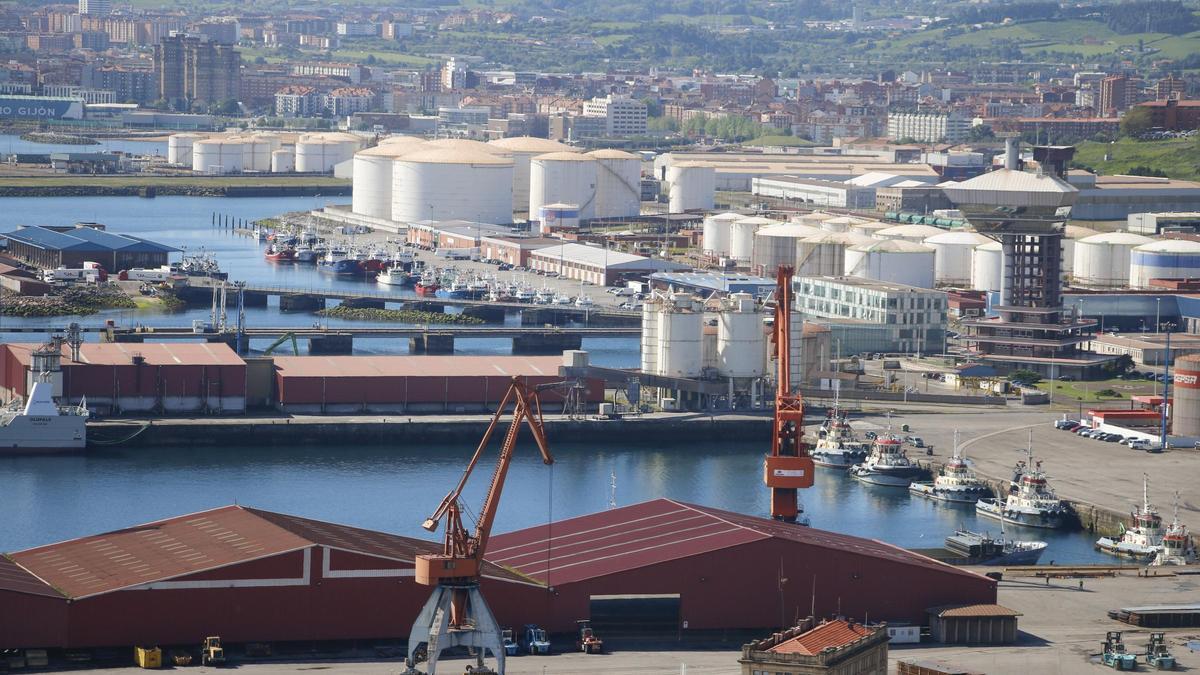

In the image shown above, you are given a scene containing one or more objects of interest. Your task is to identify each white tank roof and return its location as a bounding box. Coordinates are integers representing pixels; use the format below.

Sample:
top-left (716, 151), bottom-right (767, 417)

top-left (488, 136), bottom-right (578, 153)
top-left (803, 231), bottom-right (874, 245)
top-left (533, 151), bottom-right (597, 162)
top-left (756, 223), bottom-right (823, 238)
top-left (707, 212), bottom-right (745, 221)
top-left (426, 138), bottom-right (500, 153)
top-left (399, 148), bottom-right (513, 166)
top-left (977, 241), bottom-right (1003, 251)
top-left (849, 239), bottom-right (934, 253)
top-left (586, 148), bottom-right (639, 160)
top-left (357, 142), bottom-right (426, 158)
top-left (1064, 224), bottom-right (1100, 239)
top-left (1133, 239), bottom-right (1200, 253)
top-left (380, 135), bottom-right (428, 147)
top-left (1077, 232), bottom-right (1155, 245)
top-left (877, 224), bottom-right (944, 238)
top-left (924, 231), bottom-right (991, 245)
top-left (734, 216), bottom-right (779, 226)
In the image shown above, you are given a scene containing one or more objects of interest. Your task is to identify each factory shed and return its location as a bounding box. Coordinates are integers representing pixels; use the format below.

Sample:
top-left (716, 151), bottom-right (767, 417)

top-left (488, 499), bottom-right (997, 634)
top-left (3, 225), bottom-right (178, 271)
top-left (927, 604), bottom-right (1021, 644)
top-left (527, 243), bottom-right (689, 286)
top-left (0, 342), bottom-right (246, 414)
top-left (273, 355), bottom-right (603, 413)
top-left (0, 506), bottom-right (543, 650)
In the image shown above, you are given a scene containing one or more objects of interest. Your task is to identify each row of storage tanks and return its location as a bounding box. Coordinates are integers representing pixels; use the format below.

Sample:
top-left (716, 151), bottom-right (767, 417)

top-left (350, 137), bottom-right (642, 224)
top-left (706, 210), bottom-right (1200, 291)
top-left (641, 292), bottom-right (773, 380)
top-left (169, 132), bottom-right (366, 174)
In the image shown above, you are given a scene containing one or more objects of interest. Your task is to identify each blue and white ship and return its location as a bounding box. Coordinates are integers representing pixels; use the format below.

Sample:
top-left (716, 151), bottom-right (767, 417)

top-left (976, 435), bottom-right (1070, 529)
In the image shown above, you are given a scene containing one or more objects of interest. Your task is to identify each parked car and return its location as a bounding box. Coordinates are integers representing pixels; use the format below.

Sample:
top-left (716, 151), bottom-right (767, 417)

top-left (1105, 435), bottom-right (1124, 443)
top-left (905, 436), bottom-right (926, 448)
top-left (864, 431), bottom-right (878, 440)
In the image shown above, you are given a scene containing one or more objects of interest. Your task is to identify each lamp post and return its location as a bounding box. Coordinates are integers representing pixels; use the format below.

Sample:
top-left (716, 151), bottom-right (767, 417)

top-left (1156, 297), bottom-right (1162, 333)
top-left (1160, 322), bottom-right (1175, 451)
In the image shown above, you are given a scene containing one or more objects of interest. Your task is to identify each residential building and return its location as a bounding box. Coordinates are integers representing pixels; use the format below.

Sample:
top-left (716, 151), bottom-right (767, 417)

top-left (1155, 75), bottom-right (1186, 101)
top-left (886, 112), bottom-right (970, 143)
top-left (582, 95), bottom-right (648, 137)
top-left (324, 87), bottom-right (376, 116)
top-left (441, 57), bottom-right (468, 91)
top-left (739, 617), bottom-right (889, 675)
top-left (81, 65), bottom-right (154, 103)
top-left (154, 33), bottom-right (240, 109)
top-left (796, 276), bottom-right (948, 355)
top-left (275, 85), bottom-right (319, 117)
top-left (1135, 99), bottom-right (1200, 132)
top-left (291, 62), bottom-right (366, 84)
top-left (1099, 75), bottom-right (1133, 116)
top-left (78, 0), bottom-right (111, 16)
top-left (336, 22), bottom-right (377, 37)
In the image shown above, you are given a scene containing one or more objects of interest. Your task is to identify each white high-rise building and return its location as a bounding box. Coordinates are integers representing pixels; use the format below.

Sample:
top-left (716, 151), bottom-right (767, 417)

top-left (79, 0), bottom-right (111, 15)
top-left (886, 112), bottom-right (970, 143)
top-left (582, 95), bottom-right (648, 138)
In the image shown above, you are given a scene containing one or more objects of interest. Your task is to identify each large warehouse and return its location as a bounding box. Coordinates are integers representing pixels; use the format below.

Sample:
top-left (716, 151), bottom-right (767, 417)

top-left (3, 224), bottom-right (178, 271)
top-left (2, 500), bottom-right (996, 650)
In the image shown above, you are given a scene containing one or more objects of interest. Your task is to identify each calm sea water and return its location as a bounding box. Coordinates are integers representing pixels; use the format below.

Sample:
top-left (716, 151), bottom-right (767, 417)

top-left (0, 133), bottom-right (167, 156)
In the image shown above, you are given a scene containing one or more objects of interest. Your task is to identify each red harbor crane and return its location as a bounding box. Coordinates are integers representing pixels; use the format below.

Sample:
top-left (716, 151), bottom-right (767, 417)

top-left (405, 377), bottom-right (556, 675)
top-left (764, 265), bottom-right (814, 523)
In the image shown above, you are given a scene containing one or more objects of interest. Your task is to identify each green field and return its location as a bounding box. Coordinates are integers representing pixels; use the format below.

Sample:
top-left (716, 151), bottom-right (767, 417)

top-left (1074, 138), bottom-right (1200, 182)
top-left (1034, 377), bottom-right (1159, 403)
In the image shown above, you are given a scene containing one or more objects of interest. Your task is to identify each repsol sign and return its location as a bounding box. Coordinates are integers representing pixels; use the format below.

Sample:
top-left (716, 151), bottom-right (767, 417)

top-left (1174, 372), bottom-right (1200, 388)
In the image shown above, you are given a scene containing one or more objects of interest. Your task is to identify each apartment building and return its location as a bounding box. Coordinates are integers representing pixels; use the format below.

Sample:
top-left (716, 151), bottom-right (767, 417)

top-left (582, 95), bottom-right (647, 137)
top-left (886, 112), bottom-right (970, 143)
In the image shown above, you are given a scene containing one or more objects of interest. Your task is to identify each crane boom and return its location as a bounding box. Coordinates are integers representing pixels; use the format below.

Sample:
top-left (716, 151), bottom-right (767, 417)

top-left (763, 265), bottom-right (814, 523)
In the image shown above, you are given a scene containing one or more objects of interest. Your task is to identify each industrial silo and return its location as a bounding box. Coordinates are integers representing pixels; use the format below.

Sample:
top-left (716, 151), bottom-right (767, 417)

top-left (1061, 224), bottom-right (1099, 280)
top-left (1072, 232), bottom-right (1154, 289)
top-left (191, 138), bottom-right (243, 174)
top-left (640, 298), bottom-right (660, 374)
top-left (656, 293), bottom-right (704, 378)
top-left (487, 137), bottom-right (579, 213)
top-left (844, 239), bottom-right (936, 288)
top-left (730, 216), bottom-right (777, 264)
top-left (750, 222), bottom-right (823, 276)
top-left (717, 293), bottom-right (766, 378)
top-left (924, 230), bottom-right (991, 287)
top-left (295, 139), bottom-right (338, 173)
top-left (352, 144), bottom-right (425, 220)
top-left (588, 149), bottom-right (642, 219)
top-left (167, 133), bottom-right (201, 166)
top-left (667, 162), bottom-right (715, 213)
top-left (271, 148), bottom-right (295, 173)
top-left (529, 151), bottom-right (598, 222)
top-left (1130, 239), bottom-right (1200, 288)
top-left (874, 223), bottom-right (945, 243)
top-left (971, 241), bottom-right (1003, 292)
top-left (1172, 354), bottom-right (1200, 436)
top-left (796, 232), bottom-right (873, 278)
top-left (390, 147), bottom-right (514, 224)
top-left (702, 212), bottom-right (742, 258)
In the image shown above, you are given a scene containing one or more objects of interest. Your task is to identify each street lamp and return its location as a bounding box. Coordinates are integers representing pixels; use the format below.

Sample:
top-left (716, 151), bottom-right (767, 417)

top-left (1156, 297), bottom-right (1162, 334)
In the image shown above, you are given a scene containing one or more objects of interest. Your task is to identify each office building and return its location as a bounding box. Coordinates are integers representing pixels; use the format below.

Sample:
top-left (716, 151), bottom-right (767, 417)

top-left (582, 95), bottom-right (648, 137)
top-left (154, 33), bottom-right (240, 109)
top-left (78, 0), bottom-right (111, 17)
top-left (796, 276), bottom-right (948, 355)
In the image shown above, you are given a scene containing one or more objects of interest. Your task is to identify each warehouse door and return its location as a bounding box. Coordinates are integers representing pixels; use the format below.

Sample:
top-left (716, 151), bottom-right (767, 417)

top-left (589, 594), bottom-right (680, 637)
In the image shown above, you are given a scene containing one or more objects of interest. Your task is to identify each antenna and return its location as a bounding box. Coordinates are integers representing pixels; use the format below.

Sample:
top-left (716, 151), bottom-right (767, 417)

top-left (609, 469), bottom-right (617, 510)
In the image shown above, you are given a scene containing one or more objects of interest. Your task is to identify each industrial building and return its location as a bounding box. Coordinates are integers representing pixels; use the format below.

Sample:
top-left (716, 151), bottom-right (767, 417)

top-left (739, 618), bottom-right (889, 675)
top-left (405, 220), bottom-right (518, 251)
top-left (751, 176), bottom-right (880, 209)
top-left (1128, 212), bottom-right (1200, 236)
top-left (478, 234), bottom-right (559, 266)
top-left (0, 342), bottom-right (246, 415)
top-left (649, 271), bottom-right (776, 298)
top-left (795, 277), bottom-right (948, 355)
top-left (2, 224), bottom-right (177, 271)
top-left (526, 243), bottom-right (688, 286)
top-left (1069, 173), bottom-right (1200, 221)
top-left (654, 151), bottom-right (939, 193)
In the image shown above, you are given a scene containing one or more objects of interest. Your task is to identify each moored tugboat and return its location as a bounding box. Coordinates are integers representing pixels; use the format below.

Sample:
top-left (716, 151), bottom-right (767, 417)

top-left (976, 434), bottom-right (1070, 529)
top-left (909, 431), bottom-right (992, 504)
top-left (1096, 474), bottom-right (1165, 561)
top-left (849, 433), bottom-right (923, 487)
top-left (811, 406), bottom-right (869, 469)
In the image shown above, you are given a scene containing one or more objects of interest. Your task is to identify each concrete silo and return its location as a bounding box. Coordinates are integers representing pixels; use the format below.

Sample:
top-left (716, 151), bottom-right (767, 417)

top-left (717, 293), bottom-right (766, 378)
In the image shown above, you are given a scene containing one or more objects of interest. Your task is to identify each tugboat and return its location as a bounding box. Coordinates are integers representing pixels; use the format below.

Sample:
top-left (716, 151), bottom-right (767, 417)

top-left (811, 404), bottom-right (869, 469)
top-left (1151, 492), bottom-right (1197, 566)
top-left (909, 431), bottom-right (992, 503)
top-left (1096, 474), bottom-right (1165, 561)
top-left (849, 433), bottom-right (923, 487)
top-left (976, 433), bottom-right (1070, 529)
top-left (939, 529), bottom-right (1048, 566)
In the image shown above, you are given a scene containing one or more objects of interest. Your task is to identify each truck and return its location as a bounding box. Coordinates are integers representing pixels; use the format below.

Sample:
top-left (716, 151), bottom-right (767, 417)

top-left (41, 266), bottom-right (103, 284)
top-left (118, 266), bottom-right (172, 282)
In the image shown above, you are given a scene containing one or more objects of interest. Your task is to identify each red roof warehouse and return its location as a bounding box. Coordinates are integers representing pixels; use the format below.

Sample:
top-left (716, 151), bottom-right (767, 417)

top-left (1, 500), bottom-right (996, 650)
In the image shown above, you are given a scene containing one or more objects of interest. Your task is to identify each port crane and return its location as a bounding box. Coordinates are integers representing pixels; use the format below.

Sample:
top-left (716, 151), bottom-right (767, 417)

top-left (764, 265), bottom-right (814, 523)
top-left (405, 377), bottom-right (556, 675)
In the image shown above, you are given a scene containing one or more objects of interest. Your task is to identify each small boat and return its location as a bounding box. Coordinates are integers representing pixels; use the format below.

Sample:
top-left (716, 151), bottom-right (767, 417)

top-left (575, 295), bottom-right (594, 308)
top-left (811, 406), bottom-right (869, 469)
top-left (849, 434), bottom-right (923, 487)
top-left (376, 267), bottom-right (410, 286)
top-left (552, 293), bottom-right (573, 305)
top-left (938, 529), bottom-right (1048, 566)
top-left (534, 290), bottom-right (554, 305)
top-left (1096, 474), bottom-right (1165, 561)
top-left (294, 246), bottom-right (319, 264)
top-left (447, 280), bottom-right (471, 299)
top-left (976, 432), bottom-right (1070, 529)
top-left (1151, 492), bottom-right (1197, 566)
top-left (909, 431), bottom-right (991, 504)
top-left (318, 251), bottom-right (361, 275)
top-left (515, 288), bottom-right (536, 303)
top-left (264, 245), bottom-right (296, 262)
top-left (415, 272), bottom-right (440, 296)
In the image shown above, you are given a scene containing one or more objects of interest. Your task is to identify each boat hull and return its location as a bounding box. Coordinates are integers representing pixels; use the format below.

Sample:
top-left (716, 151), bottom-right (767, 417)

top-left (0, 416), bottom-right (86, 455)
top-left (976, 499), bottom-right (1067, 529)
top-left (1095, 538), bottom-right (1159, 562)
top-left (319, 260), bottom-right (363, 275)
top-left (909, 482), bottom-right (990, 504)
top-left (850, 468), bottom-right (917, 487)
top-left (812, 452), bottom-right (866, 469)
top-left (981, 544), bottom-right (1048, 566)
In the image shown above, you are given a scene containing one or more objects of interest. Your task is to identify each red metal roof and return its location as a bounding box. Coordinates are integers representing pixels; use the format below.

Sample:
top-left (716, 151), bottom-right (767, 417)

top-left (768, 619), bottom-right (876, 655)
top-left (0, 555), bottom-right (65, 598)
top-left (929, 604), bottom-right (1021, 618)
top-left (5, 342), bottom-right (245, 367)
top-left (273, 354), bottom-right (564, 378)
top-left (488, 499), bottom-right (987, 586)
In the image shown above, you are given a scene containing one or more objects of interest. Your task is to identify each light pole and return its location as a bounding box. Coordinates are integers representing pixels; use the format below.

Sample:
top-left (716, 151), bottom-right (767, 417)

top-left (1160, 322), bottom-right (1175, 451)
top-left (1156, 297), bottom-right (1162, 334)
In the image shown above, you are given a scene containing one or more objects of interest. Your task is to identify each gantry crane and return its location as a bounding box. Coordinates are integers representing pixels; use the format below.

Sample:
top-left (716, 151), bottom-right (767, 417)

top-left (764, 265), bottom-right (814, 523)
top-left (405, 377), bottom-right (556, 675)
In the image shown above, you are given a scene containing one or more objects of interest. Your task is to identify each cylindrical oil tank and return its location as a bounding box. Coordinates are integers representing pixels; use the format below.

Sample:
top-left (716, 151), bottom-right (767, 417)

top-left (295, 139), bottom-right (338, 173)
top-left (844, 240), bottom-right (936, 288)
top-left (667, 162), bottom-right (715, 213)
top-left (717, 293), bottom-right (766, 378)
top-left (794, 211), bottom-right (838, 228)
top-left (703, 212), bottom-right (741, 257)
top-left (851, 220), bottom-right (892, 237)
top-left (1072, 232), bottom-right (1154, 289)
top-left (657, 294), bottom-right (703, 378)
top-left (391, 147), bottom-right (514, 224)
top-left (924, 230), bottom-right (990, 287)
top-left (874, 223), bottom-right (945, 243)
top-left (971, 241), bottom-right (1003, 293)
top-left (271, 148), bottom-right (294, 173)
top-left (487, 137), bottom-right (579, 213)
top-left (1172, 354), bottom-right (1200, 436)
top-left (241, 136), bottom-right (272, 172)
top-left (588, 149), bottom-right (641, 219)
top-left (820, 216), bottom-right (868, 233)
top-left (730, 216), bottom-right (777, 263)
top-left (1130, 239), bottom-right (1200, 288)
top-left (529, 152), bottom-right (598, 222)
top-left (797, 232), bottom-right (872, 278)
top-left (1062, 224), bottom-right (1099, 278)
top-left (750, 222), bottom-right (823, 276)
top-left (167, 133), bottom-right (200, 166)
top-left (351, 145), bottom-right (415, 219)
top-left (191, 138), bottom-right (243, 174)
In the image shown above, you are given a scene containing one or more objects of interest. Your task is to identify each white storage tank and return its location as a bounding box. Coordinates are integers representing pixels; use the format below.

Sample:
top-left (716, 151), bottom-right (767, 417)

top-left (702, 212), bottom-right (741, 257)
top-left (352, 144), bottom-right (425, 219)
top-left (750, 222), bottom-right (823, 276)
top-left (587, 149), bottom-right (642, 219)
top-left (487, 137), bottom-right (579, 213)
top-left (391, 147), bottom-right (514, 224)
top-left (538, 203), bottom-right (580, 234)
top-left (529, 152), bottom-right (598, 222)
top-left (1130, 239), bottom-right (1200, 288)
top-left (667, 162), bottom-right (715, 213)
top-left (717, 293), bottom-right (766, 378)
top-left (191, 138), bottom-right (243, 174)
top-left (924, 230), bottom-right (990, 287)
top-left (851, 220), bottom-right (892, 237)
top-left (1072, 232), bottom-right (1154, 289)
top-left (971, 241), bottom-right (1003, 293)
top-left (730, 216), bottom-right (777, 264)
top-left (295, 139), bottom-right (339, 173)
top-left (797, 232), bottom-right (873, 278)
top-left (657, 293), bottom-right (704, 378)
top-left (820, 216), bottom-right (869, 233)
top-left (844, 239), bottom-right (936, 288)
top-left (241, 136), bottom-right (273, 172)
top-left (794, 211), bottom-right (838, 228)
top-left (1062, 224), bottom-right (1099, 279)
top-left (167, 133), bottom-right (200, 166)
top-left (426, 138), bottom-right (496, 153)
top-left (270, 148), bottom-right (294, 173)
top-left (874, 223), bottom-right (945, 243)
top-left (640, 298), bottom-right (660, 374)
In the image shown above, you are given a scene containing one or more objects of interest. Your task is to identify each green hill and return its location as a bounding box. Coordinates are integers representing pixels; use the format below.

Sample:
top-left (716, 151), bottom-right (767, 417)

top-left (1073, 138), bottom-right (1200, 182)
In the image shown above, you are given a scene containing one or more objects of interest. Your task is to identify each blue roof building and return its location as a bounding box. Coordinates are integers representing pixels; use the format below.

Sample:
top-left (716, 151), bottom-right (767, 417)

top-left (4, 225), bottom-right (178, 271)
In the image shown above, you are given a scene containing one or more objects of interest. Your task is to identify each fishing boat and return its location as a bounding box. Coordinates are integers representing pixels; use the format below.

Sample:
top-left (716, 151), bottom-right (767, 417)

top-left (294, 246), bottom-right (319, 264)
top-left (1096, 474), bottom-right (1165, 561)
top-left (515, 288), bottom-right (536, 303)
top-left (318, 251), bottom-right (361, 275)
top-left (909, 431), bottom-right (992, 504)
top-left (534, 289), bottom-right (555, 305)
top-left (376, 267), bottom-right (410, 286)
top-left (415, 272), bottom-right (440, 297)
top-left (264, 245), bottom-right (296, 262)
top-left (811, 406), bottom-right (869, 468)
top-left (447, 280), bottom-right (472, 299)
top-left (935, 529), bottom-right (1048, 566)
top-left (976, 433), bottom-right (1070, 529)
top-left (467, 277), bottom-right (491, 299)
top-left (0, 348), bottom-right (88, 454)
top-left (849, 434), bottom-right (923, 487)
top-left (552, 293), bottom-right (573, 305)
top-left (1151, 493), bottom-right (1197, 566)
top-left (575, 295), bottom-right (594, 308)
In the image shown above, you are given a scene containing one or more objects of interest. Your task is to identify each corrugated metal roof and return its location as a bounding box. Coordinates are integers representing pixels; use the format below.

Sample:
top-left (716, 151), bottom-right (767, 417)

top-left (6, 342), bottom-right (244, 367)
top-left (488, 499), bottom-right (987, 586)
top-left (274, 354), bottom-right (565, 378)
top-left (2, 226), bottom-right (178, 254)
top-left (768, 619), bottom-right (876, 655)
top-left (4, 226), bottom-right (101, 251)
top-left (929, 604), bottom-right (1021, 618)
top-left (0, 555), bottom-right (65, 598)
top-left (57, 227), bottom-right (178, 253)
top-left (941, 169), bottom-right (1077, 209)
